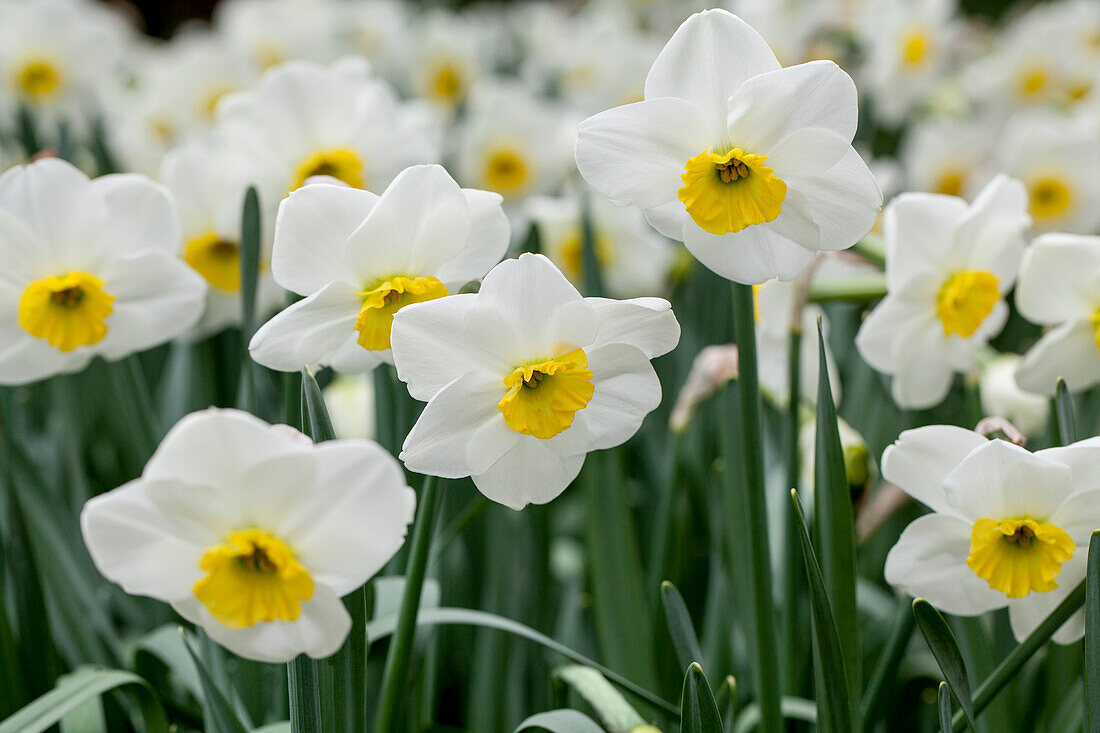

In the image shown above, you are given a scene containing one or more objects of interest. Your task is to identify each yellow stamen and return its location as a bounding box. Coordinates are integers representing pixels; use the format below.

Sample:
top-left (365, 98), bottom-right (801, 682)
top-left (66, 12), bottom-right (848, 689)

top-left (483, 147), bottom-right (529, 195)
top-left (429, 61), bottom-right (464, 102)
top-left (184, 232), bottom-right (241, 292)
top-left (355, 276), bottom-right (449, 351)
top-left (18, 272), bottom-right (114, 352)
top-left (900, 27), bottom-right (931, 69)
top-left (934, 169), bottom-right (966, 197)
top-left (559, 232), bottom-right (612, 281)
top-left (936, 270), bottom-right (999, 338)
top-left (967, 517), bottom-right (1074, 598)
top-left (16, 57), bottom-right (62, 99)
top-left (193, 529), bottom-right (314, 628)
top-left (498, 348), bottom-right (594, 439)
top-left (291, 148), bottom-right (365, 191)
top-left (678, 147), bottom-right (786, 236)
top-left (1091, 307), bottom-right (1100, 356)
top-left (1028, 176), bottom-right (1073, 221)
top-left (1019, 65), bottom-right (1049, 98)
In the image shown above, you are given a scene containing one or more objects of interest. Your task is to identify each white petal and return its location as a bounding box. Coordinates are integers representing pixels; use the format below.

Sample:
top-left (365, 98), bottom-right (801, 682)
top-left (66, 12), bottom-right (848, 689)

top-left (883, 193), bottom-right (968, 292)
top-left (434, 189), bottom-right (510, 287)
top-left (881, 426), bottom-right (988, 516)
top-left (943, 439), bottom-right (1075, 521)
top-left (249, 282), bottom-right (362, 373)
top-left (681, 223), bottom-right (815, 285)
top-left (575, 98), bottom-right (709, 212)
top-left (784, 148), bottom-right (881, 252)
top-left (764, 128), bottom-right (852, 179)
top-left (585, 297), bottom-right (680, 358)
top-left (93, 174), bottom-right (182, 256)
top-left (1015, 234), bottom-right (1100, 325)
top-left (727, 61), bottom-right (858, 154)
top-left (644, 9), bottom-right (780, 133)
top-left (400, 371), bottom-right (516, 479)
top-left (950, 174), bottom-right (1029, 286)
top-left (272, 183), bottom-right (380, 295)
top-left (1015, 320), bottom-right (1100, 395)
top-left (854, 295), bottom-right (920, 373)
top-left (883, 513), bottom-right (1007, 616)
top-left (472, 438), bottom-right (585, 510)
top-left (891, 319), bottom-right (954, 409)
top-left (0, 209), bottom-right (41, 287)
top-left (1007, 555), bottom-right (1087, 644)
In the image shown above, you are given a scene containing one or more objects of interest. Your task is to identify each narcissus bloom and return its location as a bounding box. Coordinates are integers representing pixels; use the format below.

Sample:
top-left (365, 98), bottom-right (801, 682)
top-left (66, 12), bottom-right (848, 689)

top-left (391, 253), bottom-right (679, 509)
top-left (1014, 233), bottom-right (1100, 394)
top-left (883, 427), bottom-right (1100, 643)
top-left (574, 9), bottom-right (881, 284)
top-left (855, 175), bottom-right (1030, 409)
top-left (81, 408), bottom-right (415, 663)
top-left (249, 164), bottom-right (509, 373)
top-left (0, 159), bottom-right (206, 385)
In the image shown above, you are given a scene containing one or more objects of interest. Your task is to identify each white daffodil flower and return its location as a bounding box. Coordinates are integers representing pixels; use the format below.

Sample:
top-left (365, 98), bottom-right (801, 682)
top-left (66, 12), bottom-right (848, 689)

top-left (979, 354), bottom-right (1050, 436)
top-left (214, 57), bottom-right (441, 196)
top-left (214, 0), bottom-right (342, 70)
top-left (249, 164), bottom-right (509, 374)
top-left (900, 117), bottom-right (994, 198)
top-left (81, 408), bottom-right (415, 663)
top-left (0, 158), bottom-right (206, 385)
top-left (390, 253), bottom-right (680, 510)
top-left (1015, 233), bottom-right (1100, 395)
top-left (855, 175), bottom-right (1030, 409)
top-left (883, 427), bottom-right (1100, 643)
top-left (574, 9), bottom-right (881, 285)
top-left (160, 141), bottom-right (286, 339)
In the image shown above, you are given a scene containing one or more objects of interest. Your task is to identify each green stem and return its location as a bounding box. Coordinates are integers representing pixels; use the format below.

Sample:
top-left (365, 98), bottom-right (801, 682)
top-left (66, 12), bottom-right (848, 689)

top-left (288, 654), bottom-right (322, 733)
top-left (429, 493), bottom-right (490, 568)
top-left (807, 276), bottom-right (887, 304)
top-left (727, 282), bottom-right (782, 733)
top-left (851, 235), bottom-right (886, 269)
top-left (373, 475), bottom-right (442, 732)
top-left (952, 581), bottom-right (1085, 731)
top-left (782, 328), bottom-right (804, 697)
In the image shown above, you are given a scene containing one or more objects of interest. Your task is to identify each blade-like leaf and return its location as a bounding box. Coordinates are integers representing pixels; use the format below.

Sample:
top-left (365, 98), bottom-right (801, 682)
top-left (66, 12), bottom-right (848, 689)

top-left (556, 665), bottom-right (646, 733)
top-left (938, 682), bottom-right (952, 733)
top-left (1054, 378), bottom-right (1076, 445)
top-left (1085, 531), bottom-right (1100, 732)
top-left (515, 709), bottom-right (605, 733)
top-left (680, 663), bottom-right (723, 733)
top-left (813, 320), bottom-right (860, 713)
top-left (913, 600), bottom-right (976, 731)
top-left (179, 630), bottom-right (250, 733)
top-left (731, 697), bottom-right (818, 733)
top-left (0, 668), bottom-right (167, 733)
top-left (239, 185), bottom-right (262, 338)
top-left (789, 490), bottom-right (852, 733)
top-left (661, 581), bottom-right (705, 673)
top-left (300, 368), bottom-right (336, 443)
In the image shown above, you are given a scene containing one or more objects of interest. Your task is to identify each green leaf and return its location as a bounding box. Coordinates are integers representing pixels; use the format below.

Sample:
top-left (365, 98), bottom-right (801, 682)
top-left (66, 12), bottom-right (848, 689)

top-left (555, 665), bottom-right (646, 733)
top-left (365, 607), bottom-right (678, 716)
top-left (0, 668), bottom-right (167, 733)
top-left (1085, 531), bottom-right (1100, 732)
top-left (912, 600), bottom-right (976, 731)
top-left (132, 624), bottom-right (203, 702)
top-left (813, 320), bottom-right (860, 712)
top-left (660, 581), bottom-right (705, 673)
top-left (239, 186), bottom-right (262, 338)
top-left (680, 663), bottom-right (723, 733)
top-left (731, 697), bottom-right (818, 733)
top-left (859, 599), bottom-right (916, 733)
top-left (179, 630), bottom-right (250, 733)
top-left (252, 725), bottom-right (292, 733)
top-left (1055, 378), bottom-right (1077, 445)
top-left (515, 709), bottom-right (605, 733)
top-left (938, 682), bottom-right (952, 733)
top-left (300, 368), bottom-right (336, 443)
top-left (287, 656), bottom-right (322, 733)
top-left (789, 490), bottom-right (852, 733)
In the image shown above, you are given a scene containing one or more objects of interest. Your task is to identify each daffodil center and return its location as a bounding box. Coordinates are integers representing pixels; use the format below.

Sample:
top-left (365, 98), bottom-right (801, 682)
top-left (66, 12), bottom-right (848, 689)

top-left (18, 272), bottom-right (115, 352)
top-left (184, 232), bottom-right (241, 292)
top-left (354, 275), bottom-right (449, 351)
top-left (16, 57), bottom-right (62, 99)
top-left (483, 146), bottom-right (529, 195)
top-left (292, 148), bottom-right (365, 191)
top-left (900, 27), bottom-right (932, 69)
top-left (678, 147), bottom-right (787, 236)
top-left (966, 517), bottom-right (1075, 598)
top-left (429, 61), bottom-right (465, 102)
top-left (936, 270), bottom-right (999, 338)
top-left (1018, 64), bottom-right (1049, 98)
top-left (1091, 306), bottom-right (1100, 357)
top-left (1029, 176), bottom-right (1073, 220)
top-left (560, 231), bottom-right (613, 280)
top-left (934, 168), bottom-right (966, 196)
top-left (193, 528), bottom-right (314, 628)
top-left (498, 348), bottom-right (595, 439)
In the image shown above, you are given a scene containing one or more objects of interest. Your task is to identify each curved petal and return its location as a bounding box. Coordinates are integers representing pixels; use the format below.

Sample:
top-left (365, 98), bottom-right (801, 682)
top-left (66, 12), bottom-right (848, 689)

top-left (681, 222), bottom-right (815, 285)
top-left (951, 174), bottom-right (1029, 286)
top-left (0, 209), bottom-right (42, 288)
top-left (1007, 555), bottom-right (1087, 644)
top-left (881, 425), bottom-right (988, 516)
top-left (854, 295), bottom-right (920, 374)
top-left (585, 296), bottom-right (680, 358)
top-left (1015, 234), bottom-right (1100, 325)
top-left (883, 513), bottom-right (1007, 616)
top-left (764, 128), bottom-right (852, 179)
top-left (93, 174), bottom-right (182, 256)
top-left (785, 147), bottom-right (881, 252)
top-left (891, 319), bottom-right (954, 409)
top-left (883, 192), bottom-right (968, 291)
top-left (249, 282), bottom-right (362, 372)
top-left (943, 439), bottom-right (1074, 521)
top-left (434, 189), bottom-right (510, 287)
top-left (472, 438), bottom-right (586, 510)
top-left (644, 9), bottom-right (779, 133)
top-left (1015, 320), bottom-right (1100, 396)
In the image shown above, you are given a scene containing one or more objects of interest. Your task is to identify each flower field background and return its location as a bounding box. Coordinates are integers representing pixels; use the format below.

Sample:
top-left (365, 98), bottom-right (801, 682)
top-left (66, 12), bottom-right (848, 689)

top-left (0, 0), bottom-right (1099, 732)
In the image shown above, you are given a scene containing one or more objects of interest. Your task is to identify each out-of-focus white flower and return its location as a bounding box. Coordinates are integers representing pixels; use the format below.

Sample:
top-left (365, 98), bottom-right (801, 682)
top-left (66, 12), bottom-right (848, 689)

top-left (0, 158), bottom-right (205, 385)
top-left (883, 426), bottom-right (1100, 643)
top-left (81, 408), bottom-right (415, 663)
top-left (1015, 233), bottom-right (1100, 395)
top-left (900, 117), bottom-right (995, 198)
top-left (575, 9), bottom-right (881, 285)
top-left (391, 253), bottom-right (680, 509)
top-left (526, 187), bottom-right (675, 298)
top-left (858, 0), bottom-right (959, 123)
top-left (979, 353), bottom-right (1050, 436)
top-left (454, 81), bottom-right (576, 208)
top-left (249, 164), bottom-right (509, 374)
top-left (214, 57), bottom-right (442, 196)
top-left (725, 0), bottom-right (850, 68)
top-left (322, 375), bottom-right (375, 440)
top-left (402, 9), bottom-right (491, 110)
top-left (334, 0), bottom-right (408, 75)
top-left (0, 0), bottom-right (132, 125)
top-left (160, 141), bottom-right (285, 339)
top-left (856, 175), bottom-right (1030, 409)
top-left (987, 111), bottom-right (1100, 234)
top-left (214, 0), bottom-right (342, 70)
